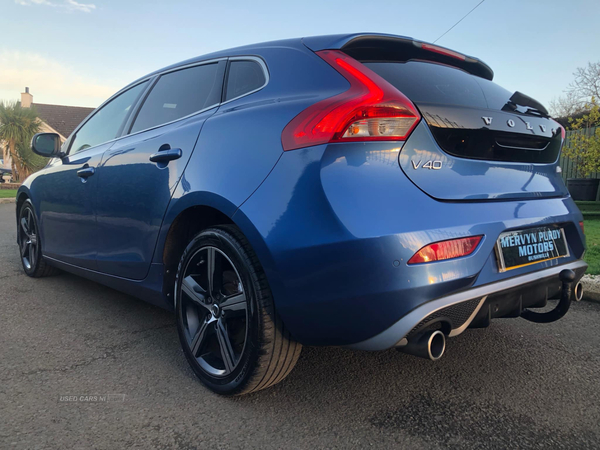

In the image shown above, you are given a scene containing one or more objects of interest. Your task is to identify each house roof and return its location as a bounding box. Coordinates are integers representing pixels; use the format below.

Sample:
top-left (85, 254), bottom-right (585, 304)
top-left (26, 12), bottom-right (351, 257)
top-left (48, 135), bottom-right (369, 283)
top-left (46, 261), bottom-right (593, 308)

top-left (33, 103), bottom-right (95, 139)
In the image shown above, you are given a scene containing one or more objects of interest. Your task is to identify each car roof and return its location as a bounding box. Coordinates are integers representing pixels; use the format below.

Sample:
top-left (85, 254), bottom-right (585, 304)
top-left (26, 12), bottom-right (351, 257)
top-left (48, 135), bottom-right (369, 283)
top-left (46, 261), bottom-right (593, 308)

top-left (120, 32), bottom-right (492, 96)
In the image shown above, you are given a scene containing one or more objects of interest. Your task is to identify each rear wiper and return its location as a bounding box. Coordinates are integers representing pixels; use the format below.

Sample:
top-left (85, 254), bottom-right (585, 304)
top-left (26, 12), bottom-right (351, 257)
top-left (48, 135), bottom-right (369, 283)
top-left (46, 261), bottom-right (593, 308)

top-left (501, 91), bottom-right (550, 118)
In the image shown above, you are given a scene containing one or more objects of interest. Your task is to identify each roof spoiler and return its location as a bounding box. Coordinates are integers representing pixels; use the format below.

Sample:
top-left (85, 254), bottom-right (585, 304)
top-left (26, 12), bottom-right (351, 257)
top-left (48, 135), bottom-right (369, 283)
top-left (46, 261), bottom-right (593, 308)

top-left (302, 33), bottom-right (494, 81)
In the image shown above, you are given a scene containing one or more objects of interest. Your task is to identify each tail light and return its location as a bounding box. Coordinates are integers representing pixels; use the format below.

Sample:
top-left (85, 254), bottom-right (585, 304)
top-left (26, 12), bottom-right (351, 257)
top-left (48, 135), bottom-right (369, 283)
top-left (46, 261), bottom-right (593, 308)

top-left (579, 221), bottom-right (584, 234)
top-left (281, 50), bottom-right (421, 151)
top-left (408, 236), bottom-right (483, 265)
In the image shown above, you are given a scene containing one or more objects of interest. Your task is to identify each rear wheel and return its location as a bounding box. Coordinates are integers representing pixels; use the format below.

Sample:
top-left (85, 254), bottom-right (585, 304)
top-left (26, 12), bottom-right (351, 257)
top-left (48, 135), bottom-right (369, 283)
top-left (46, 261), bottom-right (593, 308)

top-left (18, 200), bottom-right (58, 278)
top-left (175, 225), bottom-right (301, 395)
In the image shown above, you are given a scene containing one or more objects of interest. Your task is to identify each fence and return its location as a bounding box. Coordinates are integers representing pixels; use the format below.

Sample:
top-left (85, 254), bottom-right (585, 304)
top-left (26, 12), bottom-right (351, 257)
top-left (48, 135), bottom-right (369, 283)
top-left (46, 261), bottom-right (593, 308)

top-left (559, 126), bottom-right (600, 182)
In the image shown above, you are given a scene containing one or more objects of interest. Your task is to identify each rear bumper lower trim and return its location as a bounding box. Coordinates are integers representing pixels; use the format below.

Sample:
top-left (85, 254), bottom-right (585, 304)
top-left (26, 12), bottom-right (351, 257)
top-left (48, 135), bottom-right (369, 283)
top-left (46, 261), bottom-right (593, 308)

top-left (346, 260), bottom-right (588, 351)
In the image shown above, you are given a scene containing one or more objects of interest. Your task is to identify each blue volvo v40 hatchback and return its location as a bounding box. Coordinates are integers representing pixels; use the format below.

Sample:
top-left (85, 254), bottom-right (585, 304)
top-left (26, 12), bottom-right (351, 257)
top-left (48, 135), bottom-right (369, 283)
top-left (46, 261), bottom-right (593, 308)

top-left (20, 33), bottom-right (587, 395)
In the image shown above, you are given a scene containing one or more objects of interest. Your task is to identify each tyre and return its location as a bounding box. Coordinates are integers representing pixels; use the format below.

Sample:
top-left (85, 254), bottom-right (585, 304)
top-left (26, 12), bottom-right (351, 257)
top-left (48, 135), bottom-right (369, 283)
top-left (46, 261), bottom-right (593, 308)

top-left (175, 225), bottom-right (301, 395)
top-left (18, 199), bottom-right (59, 278)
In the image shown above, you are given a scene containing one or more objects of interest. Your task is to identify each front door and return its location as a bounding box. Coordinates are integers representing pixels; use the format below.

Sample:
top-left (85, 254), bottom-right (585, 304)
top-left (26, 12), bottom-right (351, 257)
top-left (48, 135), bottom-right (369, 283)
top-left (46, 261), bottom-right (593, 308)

top-left (94, 61), bottom-right (225, 279)
top-left (34, 145), bottom-right (107, 270)
top-left (35, 81), bottom-right (149, 269)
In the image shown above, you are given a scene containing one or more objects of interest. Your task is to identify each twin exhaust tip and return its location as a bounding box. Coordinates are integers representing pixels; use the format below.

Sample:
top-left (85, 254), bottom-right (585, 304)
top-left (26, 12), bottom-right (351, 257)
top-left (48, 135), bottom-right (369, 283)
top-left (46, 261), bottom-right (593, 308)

top-left (397, 330), bottom-right (446, 361)
top-left (574, 281), bottom-right (584, 302)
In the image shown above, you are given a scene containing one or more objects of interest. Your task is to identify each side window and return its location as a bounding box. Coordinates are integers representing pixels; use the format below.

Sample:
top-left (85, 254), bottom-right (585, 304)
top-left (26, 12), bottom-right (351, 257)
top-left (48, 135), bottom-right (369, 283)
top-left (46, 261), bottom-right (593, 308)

top-left (131, 63), bottom-right (221, 133)
top-left (69, 82), bottom-right (147, 154)
top-left (225, 60), bottom-right (266, 101)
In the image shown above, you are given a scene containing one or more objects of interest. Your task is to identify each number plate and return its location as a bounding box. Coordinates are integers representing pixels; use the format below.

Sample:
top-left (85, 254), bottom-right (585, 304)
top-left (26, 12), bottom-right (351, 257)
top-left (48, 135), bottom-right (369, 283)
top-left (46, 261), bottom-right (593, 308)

top-left (495, 226), bottom-right (569, 272)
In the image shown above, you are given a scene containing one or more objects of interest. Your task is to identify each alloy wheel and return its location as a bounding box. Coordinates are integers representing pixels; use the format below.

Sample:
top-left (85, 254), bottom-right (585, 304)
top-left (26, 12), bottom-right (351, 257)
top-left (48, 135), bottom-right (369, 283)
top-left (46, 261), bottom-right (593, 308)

top-left (19, 206), bottom-right (38, 271)
top-left (179, 246), bottom-right (248, 377)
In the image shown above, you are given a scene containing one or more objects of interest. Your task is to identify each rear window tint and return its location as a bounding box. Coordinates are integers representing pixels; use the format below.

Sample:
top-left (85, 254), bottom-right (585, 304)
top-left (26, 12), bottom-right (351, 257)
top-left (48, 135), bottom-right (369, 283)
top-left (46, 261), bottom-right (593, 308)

top-left (131, 63), bottom-right (221, 133)
top-left (225, 60), bottom-right (266, 101)
top-left (364, 61), bottom-right (512, 110)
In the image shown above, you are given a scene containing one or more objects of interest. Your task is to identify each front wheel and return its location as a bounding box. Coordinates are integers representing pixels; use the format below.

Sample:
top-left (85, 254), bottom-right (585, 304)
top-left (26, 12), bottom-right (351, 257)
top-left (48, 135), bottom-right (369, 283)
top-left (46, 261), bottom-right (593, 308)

top-left (175, 225), bottom-right (301, 395)
top-left (18, 199), bottom-right (59, 278)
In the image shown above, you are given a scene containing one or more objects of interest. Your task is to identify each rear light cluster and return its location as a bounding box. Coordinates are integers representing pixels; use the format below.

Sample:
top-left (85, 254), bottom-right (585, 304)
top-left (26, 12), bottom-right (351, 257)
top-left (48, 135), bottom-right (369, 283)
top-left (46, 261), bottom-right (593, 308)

top-left (281, 50), bottom-right (421, 151)
top-left (408, 236), bottom-right (483, 265)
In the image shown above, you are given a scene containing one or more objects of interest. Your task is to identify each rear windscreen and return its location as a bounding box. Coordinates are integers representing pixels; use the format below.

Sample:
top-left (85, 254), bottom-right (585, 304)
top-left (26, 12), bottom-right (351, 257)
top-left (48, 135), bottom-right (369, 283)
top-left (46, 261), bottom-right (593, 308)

top-left (364, 61), bottom-right (512, 110)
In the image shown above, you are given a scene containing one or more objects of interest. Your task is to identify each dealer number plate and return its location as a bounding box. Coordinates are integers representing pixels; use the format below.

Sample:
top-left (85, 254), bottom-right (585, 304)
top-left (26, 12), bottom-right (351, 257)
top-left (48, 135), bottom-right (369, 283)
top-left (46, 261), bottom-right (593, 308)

top-left (495, 226), bottom-right (569, 272)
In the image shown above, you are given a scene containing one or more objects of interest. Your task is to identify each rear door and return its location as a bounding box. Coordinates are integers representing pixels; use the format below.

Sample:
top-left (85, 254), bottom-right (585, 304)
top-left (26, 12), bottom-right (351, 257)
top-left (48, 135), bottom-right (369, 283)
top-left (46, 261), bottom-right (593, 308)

top-left (364, 61), bottom-right (567, 201)
top-left (94, 60), bottom-right (225, 279)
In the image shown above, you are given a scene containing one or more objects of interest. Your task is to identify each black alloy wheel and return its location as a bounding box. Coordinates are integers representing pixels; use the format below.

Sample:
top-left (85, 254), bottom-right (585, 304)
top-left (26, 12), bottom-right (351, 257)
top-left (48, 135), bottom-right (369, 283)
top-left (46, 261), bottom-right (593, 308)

top-left (19, 203), bottom-right (38, 272)
top-left (18, 200), bottom-right (58, 278)
top-left (175, 225), bottom-right (301, 395)
top-left (180, 245), bottom-right (248, 377)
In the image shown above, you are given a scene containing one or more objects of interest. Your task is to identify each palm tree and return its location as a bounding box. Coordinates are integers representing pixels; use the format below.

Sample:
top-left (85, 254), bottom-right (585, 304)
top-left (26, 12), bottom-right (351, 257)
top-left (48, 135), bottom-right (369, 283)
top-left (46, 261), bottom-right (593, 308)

top-left (0, 101), bottom-right (40, 182)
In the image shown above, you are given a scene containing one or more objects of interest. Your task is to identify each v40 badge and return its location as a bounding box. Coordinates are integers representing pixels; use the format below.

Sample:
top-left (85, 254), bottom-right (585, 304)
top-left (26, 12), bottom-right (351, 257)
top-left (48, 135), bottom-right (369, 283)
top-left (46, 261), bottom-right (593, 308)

top-left (411, 160), bottom-right (442, 170)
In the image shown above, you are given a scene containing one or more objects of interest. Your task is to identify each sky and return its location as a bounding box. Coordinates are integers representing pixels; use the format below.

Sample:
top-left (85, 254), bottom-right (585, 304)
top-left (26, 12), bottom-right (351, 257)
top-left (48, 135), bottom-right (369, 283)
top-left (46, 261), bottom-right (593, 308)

top-left (1, 0), bottom-right (599, 109)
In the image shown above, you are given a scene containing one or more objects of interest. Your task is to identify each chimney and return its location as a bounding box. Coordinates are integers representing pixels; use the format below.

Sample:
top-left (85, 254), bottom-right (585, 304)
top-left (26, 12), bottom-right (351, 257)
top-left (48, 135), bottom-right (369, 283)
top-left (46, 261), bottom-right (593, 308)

top-left (21, 87), bottom-right (33, 108)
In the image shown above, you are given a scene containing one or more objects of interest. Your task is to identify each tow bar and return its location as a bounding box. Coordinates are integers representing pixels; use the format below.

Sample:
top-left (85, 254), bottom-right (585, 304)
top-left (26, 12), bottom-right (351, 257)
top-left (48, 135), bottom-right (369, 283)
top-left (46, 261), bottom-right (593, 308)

top-left (521, 269), bottom-right (575, 323)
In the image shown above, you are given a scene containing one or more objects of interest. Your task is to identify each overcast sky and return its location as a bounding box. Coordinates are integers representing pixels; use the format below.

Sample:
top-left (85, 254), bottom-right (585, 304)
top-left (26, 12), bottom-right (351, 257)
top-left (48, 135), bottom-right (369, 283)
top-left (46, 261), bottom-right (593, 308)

top-left (2, 0), bottom-right (599, 109)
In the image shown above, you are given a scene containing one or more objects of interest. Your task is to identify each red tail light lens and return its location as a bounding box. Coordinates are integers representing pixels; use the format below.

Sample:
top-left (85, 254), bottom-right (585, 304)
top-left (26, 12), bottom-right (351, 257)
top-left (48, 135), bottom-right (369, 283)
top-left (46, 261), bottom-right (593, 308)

top-left (408, 236), bottom-right (483, 265)
top-left (281, 50), bottom-right (421, 151)
top-left (579, 221), bottom-right (585, 234)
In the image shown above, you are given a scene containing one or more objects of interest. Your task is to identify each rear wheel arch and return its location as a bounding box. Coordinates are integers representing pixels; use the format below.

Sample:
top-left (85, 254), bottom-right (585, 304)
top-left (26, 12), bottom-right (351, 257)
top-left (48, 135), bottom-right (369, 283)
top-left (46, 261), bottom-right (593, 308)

top-left (161, 205), bottom-right (234, 301)
top-left (160, 203), bottom-right (282, 321)
top-left (162, 204), bottom-right (237, 267)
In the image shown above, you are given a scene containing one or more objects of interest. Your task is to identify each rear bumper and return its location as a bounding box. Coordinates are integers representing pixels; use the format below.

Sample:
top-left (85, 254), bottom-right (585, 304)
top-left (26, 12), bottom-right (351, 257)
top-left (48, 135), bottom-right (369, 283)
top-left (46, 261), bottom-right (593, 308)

top-left (236, 141), bottom-right (586, 347)
top-left (346, 259), bottom-right (587, 350)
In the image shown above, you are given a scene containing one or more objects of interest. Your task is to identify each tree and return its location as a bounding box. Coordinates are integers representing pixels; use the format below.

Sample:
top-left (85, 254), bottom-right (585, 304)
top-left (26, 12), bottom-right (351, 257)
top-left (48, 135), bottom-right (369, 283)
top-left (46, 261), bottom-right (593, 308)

top-left (549, 91), bottom-right (586, 118)
top-left (549, 61), bottom-right (600, 120)
top-left (0, 101), bottom-right (40, 182)
top-left (561, 97), bottom-right (600, 177)
top-left (16, 138), bottom-right (49, 175)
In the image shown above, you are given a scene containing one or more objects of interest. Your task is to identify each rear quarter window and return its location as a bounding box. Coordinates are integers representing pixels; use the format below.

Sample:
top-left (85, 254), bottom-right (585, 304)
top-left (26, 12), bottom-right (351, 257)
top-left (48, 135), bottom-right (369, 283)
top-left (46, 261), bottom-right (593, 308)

top-left (225, 60), bottom-right (266, 101)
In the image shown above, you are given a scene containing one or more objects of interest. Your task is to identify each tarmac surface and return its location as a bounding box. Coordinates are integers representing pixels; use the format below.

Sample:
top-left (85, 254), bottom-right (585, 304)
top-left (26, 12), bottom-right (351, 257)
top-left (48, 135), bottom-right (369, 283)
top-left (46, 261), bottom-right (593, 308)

top-left (1, 202), bottom-right (600, 449)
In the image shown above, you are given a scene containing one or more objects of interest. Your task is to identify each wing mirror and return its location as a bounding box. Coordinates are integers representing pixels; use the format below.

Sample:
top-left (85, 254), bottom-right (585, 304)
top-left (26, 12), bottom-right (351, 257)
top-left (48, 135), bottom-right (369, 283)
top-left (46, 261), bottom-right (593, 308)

top-left (31, 133), bottom-right (62, 157)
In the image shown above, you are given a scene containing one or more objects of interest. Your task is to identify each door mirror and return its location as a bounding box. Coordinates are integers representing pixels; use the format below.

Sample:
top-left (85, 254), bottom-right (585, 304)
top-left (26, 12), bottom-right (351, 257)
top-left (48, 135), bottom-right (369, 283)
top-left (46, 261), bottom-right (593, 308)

top-left (31, 133), bottom-right (61, 157)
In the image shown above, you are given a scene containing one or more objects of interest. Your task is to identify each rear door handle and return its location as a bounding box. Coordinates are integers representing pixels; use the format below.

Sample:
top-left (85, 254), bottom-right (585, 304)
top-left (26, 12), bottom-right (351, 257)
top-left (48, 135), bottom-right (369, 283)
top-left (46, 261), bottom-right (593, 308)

top-left (149, 148), bottom-right (182, 164)
top-left (77, 166), bottom-right (95, 178)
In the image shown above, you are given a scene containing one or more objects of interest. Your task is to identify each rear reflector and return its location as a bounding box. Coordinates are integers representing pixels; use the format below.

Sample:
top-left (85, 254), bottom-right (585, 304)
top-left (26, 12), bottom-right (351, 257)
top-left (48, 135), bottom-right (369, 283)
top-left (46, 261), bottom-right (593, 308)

top-left (408, 236), bottom-right (483, 265)
top-left (281, 50), bottom-right (421, 151)
top-left (579, 221), bottom-right (584, 234)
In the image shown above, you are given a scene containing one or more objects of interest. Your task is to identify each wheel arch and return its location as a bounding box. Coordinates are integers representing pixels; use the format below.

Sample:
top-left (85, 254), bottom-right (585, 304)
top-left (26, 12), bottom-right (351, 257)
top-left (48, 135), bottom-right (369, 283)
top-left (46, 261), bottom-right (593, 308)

top-left (15, 188), bottom-right (31, 237)
top-left (157, 192), bottom-right (279, 309)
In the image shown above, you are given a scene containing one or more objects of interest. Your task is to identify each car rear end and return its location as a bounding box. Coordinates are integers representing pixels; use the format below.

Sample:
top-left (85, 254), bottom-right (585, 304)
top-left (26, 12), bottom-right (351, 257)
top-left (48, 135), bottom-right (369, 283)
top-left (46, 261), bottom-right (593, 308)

top-left (236, 34), bottom-right (587, 355)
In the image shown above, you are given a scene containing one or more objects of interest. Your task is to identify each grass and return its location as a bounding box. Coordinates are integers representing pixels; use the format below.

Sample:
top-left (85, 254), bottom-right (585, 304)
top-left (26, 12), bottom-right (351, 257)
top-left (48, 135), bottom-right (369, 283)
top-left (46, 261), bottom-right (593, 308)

top-left (584, 219), bottom-right (600, 275)
top-left (578, 201), bottom-right (600, 274)
top-left (0, 189), bottom-right (17, 199)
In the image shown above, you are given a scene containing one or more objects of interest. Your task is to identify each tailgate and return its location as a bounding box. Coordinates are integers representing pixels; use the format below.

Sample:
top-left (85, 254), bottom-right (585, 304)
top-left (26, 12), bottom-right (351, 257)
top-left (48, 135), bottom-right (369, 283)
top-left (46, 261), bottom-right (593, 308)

top-left (364, 60), bottom-right (568, 201)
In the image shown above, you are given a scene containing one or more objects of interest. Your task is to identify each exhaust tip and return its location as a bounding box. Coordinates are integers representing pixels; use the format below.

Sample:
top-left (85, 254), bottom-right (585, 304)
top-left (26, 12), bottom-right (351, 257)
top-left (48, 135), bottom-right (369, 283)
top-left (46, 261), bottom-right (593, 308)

top-left (574, 282), bottom-right (584, 302)
top-left (427, 330), bottom-right (446, 361)
top-left (396, 329), bottom-right (447, 361)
